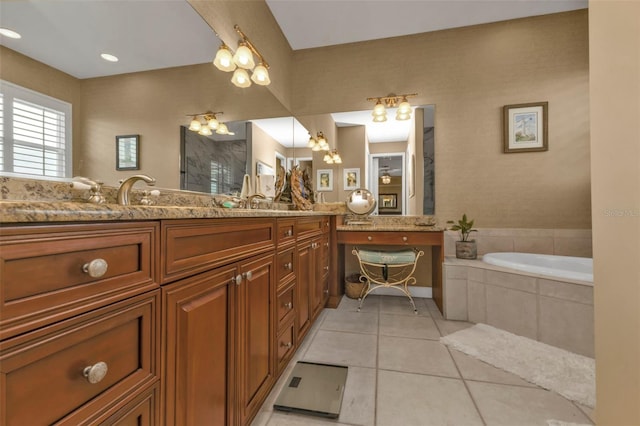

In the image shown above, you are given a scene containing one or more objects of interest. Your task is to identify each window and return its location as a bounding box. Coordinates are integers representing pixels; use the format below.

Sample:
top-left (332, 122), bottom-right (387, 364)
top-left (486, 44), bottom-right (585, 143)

top-left (210, 160), bottom-right (234, 194)
top-left (0, 80), bottom-right (72, 178)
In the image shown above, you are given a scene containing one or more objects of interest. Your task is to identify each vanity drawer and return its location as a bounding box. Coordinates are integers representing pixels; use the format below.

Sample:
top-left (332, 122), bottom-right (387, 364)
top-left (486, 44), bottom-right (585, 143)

top-left (0, 222), bottom-right (158, 340)
top-left (277, 219), bottom-right (296, 247)
top-left (296, 217), bottom-right (328, 240)
top-left (276, 248), bottom-right (295, 285)
top-left (277, 282), bottom-right (296, 327)
top-left (337, 230), bottom-right (443, 246)
top-left (276, 319), bottom-right (296, 373)
top-left (0, 291), bottom-right (159, 426)
top-left (161, 218), bottom-right (275, 283)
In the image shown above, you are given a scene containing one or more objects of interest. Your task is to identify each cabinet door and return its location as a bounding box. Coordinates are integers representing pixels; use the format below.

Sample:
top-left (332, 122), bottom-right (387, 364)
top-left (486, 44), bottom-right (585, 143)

top-left (320, 234), bottom-right (330, 306)
top-left (236, 253), bottom-right (275, 425)
top-left (296, 241), bottom-right (312, 339)
top-left (162, 266), bottom-right (236, 426)
top-left (310, 236), bottom-right (324, 318)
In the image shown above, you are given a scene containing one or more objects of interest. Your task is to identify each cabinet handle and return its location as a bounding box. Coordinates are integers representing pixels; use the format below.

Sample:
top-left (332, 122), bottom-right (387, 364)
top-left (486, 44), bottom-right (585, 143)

top-left (324, 289), bottom-right (329, 294)
top-left (324, 242), bottom-right (329, 247)
top-left (83, 361), bottom-right (108, 384)
top-left (324, 266), bottom-right (329, 271)
top-left (82, 258), bottom-right (108, 278)
top-left (243, 271), bottom-right (253, 280)
top-left (402, 236), bottom-right (408, 242)
top-left (281, 341), bottom-right (293, 349)
top-left (234, 274), bottom-right (242, 285)
top-left (285, 229), bottom-right (293, 237)
top-left (367, 236), bottom-right (373, 241)
top-left (284, 302), bottom-right (293, 309)
top-left (284, 262), bottom-right (292, 270)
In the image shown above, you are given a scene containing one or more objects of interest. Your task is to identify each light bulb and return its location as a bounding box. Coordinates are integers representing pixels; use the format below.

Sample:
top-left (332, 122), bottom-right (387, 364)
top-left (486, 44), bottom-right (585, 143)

top-left (207, 116), bottom-right (219, 129)
top-left (372, 115), bottom-right (387, 123)
top-left (189, 117), bottom-right (202, 131)
top-left (333, 154), bottom-right (342, 164)
top-left (198, 125), bottom-right (212, 136)
top-left (233, 43), bottom-right (255, 69)
top-left (323, 153), bottom-right (331, 162)
top-left (307, 135), bottom-right (317, 148)
top-left (373, 100), bottom-right (386, 116)
top-left (251, 64), bottom-right (271, 86)
top-left (397, 99), bottom-right (411, 114)
top-left (216, 123), bottom-right (229, 135)
top-left (231, 68), bottom-right (252, 88)
top-left (213, 45), bottom-right (236, 72)
top-left (312, 143), bottom-right (323, 152)
top-left (396, 111), bottom-right (411, 121)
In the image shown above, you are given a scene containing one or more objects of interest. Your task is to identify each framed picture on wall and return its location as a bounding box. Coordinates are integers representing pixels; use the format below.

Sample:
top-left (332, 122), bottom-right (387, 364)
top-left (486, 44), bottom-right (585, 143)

top-left (503, 102), bottom-right (548, 153)
top-left (116, 134), bottom-right (139, 170)
top-left (379, 193), bottom-right (397, 209)
top-left (256, 160), bottom-right (274, 175)
top-left (343, 168), bottom-right (360, 190)
top-left (316, 169), bottom-right (333, 191)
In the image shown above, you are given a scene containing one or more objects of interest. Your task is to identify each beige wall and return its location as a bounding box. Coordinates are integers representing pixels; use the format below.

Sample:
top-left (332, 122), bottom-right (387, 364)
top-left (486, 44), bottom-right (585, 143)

top-left (590, 1), bottom-right (640, 424)
top-left (293, 11), bottom-right (591, 229)
top-left (251, 122), bottom-right (287, 180)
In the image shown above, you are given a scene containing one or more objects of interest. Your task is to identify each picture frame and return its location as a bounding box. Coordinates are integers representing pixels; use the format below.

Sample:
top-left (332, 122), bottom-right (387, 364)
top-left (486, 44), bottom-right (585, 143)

top-left (379, 193), bottom-right (397, 209)
top-left (116, 134), bottom-right (139, 170)
top-left (503, 102), bottom-right (548, 153)
top-left (343, 168), bottom-right (360, 191)
top-left (316, 169), bottom-right (333, 192)
top-left (256, 160), bottom-right (274, 176)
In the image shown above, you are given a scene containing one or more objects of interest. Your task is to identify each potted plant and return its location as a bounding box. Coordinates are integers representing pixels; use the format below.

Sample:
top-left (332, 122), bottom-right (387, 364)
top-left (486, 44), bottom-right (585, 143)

top-left (451, 213), bottom-right (478, 259)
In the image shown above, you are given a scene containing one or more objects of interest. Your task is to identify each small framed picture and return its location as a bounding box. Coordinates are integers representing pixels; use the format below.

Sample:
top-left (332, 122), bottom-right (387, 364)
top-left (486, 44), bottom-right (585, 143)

top-left (379, 193), bottom-right (397, 209)
top-left (316, 169), bottom-right (333, 192)
top-left (256, 160), bottom-right (274, 176)
top-left (116, 134), bottom-right (139, 170)
top-left (343, 168), bottom-right (360, 190)
top-left (503, 102), bottom-right (548, 153)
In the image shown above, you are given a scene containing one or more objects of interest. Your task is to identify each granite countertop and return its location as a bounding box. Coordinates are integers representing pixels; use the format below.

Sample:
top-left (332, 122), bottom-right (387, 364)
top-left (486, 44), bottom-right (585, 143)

top-left (0, 201), bottom-right (332, 223)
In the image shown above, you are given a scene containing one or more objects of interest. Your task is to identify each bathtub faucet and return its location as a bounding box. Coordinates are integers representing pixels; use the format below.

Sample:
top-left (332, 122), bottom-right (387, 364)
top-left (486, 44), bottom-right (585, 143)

top-left (117, 174), bottom-right (156, 205)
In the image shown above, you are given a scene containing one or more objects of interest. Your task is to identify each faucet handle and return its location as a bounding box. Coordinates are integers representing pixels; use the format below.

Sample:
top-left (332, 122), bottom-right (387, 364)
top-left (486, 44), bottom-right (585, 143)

top-left (70, 177), bottom-right (105, 204)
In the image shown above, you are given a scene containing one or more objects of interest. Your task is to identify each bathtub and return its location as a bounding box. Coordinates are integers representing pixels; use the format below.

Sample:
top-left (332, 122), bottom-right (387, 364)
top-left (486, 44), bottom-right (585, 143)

top-left (482, 252), bottom-right (593, 283)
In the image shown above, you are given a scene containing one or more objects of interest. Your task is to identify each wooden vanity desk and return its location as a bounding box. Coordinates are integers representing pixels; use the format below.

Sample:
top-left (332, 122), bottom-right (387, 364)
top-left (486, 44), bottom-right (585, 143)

top-left (336, 221), bottom-right (445, 313)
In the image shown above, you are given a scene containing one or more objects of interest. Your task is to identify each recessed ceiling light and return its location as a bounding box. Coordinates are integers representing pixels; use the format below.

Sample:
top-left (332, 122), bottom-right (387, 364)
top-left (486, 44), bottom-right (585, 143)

top-left (100, 53), bottom-right (119, 62)
top-left (0, 28), bottom-right (22, 39)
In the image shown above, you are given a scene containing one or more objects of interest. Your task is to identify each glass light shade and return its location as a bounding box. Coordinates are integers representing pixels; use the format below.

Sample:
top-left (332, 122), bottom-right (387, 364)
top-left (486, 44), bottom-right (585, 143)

top-left (216, 123), bottom-right (229, 135)
top-left (396, 111), bottom-right (411, 121)
top-left (307, 136), bottom-right (317, 148)
top-left (323, 153), bottom-right (332, 162)
top-left (213, 46), bottom-right (236, 72)
top-left (397, 100), bottom-right (411, 114)
top-left (231, 68), bottom-right (252, 88)
top-left (233, 44), bottom-right (255, 69)
top-left (207, 116), bottom-right (219, 129)
top-left (311, 143), bottom-right (323, 152)
top-left (325, 157), bottom-right (334, 164)
top-left (189, 118), bottom-right (202, 131)
top-left (381, 174), bottom-right (391, 184)
top-left (198, 125), bottom-right (212, 136)
top-left (372, 101), bottom-right (386, 116)
top-left (372, 114), bottom-right (387, 123)
top-left (251, 64), bottom-right (271, 85)
top-left (333, 154), bottom-right (342, 164)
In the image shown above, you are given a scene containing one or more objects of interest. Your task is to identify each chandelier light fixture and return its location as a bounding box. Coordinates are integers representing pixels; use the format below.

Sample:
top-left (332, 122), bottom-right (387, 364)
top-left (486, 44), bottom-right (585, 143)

top-left (186, 111), bottom-right (235, 136)
top-left (307, 131), bottom-right (330, 152)
top-left (381, 172), bottom-right (392, 185)
top-left (323, 149), bottom-right (342, 164)
top-left (367, 93), bottom-right (417, 122)
top-left (213, 25), bottom-right (271, 88)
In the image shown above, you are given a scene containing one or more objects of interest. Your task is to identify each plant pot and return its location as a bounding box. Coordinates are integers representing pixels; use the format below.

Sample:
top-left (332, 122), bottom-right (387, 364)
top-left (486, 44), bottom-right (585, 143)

top-left (455, 241), bottom-right (477, 259)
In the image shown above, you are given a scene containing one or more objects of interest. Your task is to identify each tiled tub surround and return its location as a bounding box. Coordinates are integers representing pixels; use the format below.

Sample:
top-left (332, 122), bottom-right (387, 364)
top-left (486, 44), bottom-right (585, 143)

top-left (444, 228), bottom-right (592, 258)
top-left (443, 257), bottom-right (594, 357)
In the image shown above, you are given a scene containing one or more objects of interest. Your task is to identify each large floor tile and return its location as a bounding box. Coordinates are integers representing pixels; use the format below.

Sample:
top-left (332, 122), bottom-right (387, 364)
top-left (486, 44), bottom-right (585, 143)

top-left (266, 412), bottom-right (352, 425)
top-left (379, 313), bottom-right (440, 340)
top-left (378, 295), bottom-right (428, 316)
top-left (434, 317), bottom-right (474, 336)
top-left (337, 366), bottom-right (376, 425)
top-left (320, 310), bottom-right (378, 334)
top-left (449, 349), bottom-right (536, 387)
top-left (467, 381), bottom-right (593, 425)
top-left (378, 335), bottom-right (459, 377)
top-left (376, 370), bottom-right (483, 426)
top-left (336, 294), bottom-right (380, 313)
top-left (302, 330), bottom-right (377, 368)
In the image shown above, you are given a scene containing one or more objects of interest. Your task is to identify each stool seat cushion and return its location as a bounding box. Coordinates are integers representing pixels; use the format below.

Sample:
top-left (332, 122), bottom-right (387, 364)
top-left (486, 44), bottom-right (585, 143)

top-left (357, 249), bottom-right (416, 265)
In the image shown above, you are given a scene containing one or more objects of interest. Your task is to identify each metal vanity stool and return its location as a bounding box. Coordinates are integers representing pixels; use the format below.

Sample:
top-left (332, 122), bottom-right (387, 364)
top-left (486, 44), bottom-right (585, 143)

top-left (352, 247), bottom-right (424, 313)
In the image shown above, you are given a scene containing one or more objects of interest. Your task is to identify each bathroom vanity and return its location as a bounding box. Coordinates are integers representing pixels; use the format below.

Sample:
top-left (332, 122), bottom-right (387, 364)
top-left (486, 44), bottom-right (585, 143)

top-left (0, 203), bottom-right (334, 425)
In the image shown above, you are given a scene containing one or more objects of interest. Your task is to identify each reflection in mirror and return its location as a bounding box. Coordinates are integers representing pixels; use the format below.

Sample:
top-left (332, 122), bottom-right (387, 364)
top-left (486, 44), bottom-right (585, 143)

top-left (179, 123), bottom-right (248, 194)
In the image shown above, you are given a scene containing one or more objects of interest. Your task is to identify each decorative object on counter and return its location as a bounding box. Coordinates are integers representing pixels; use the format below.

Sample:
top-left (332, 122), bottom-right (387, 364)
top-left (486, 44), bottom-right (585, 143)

top-left (290, 165), bottom-right (313, 210)
top-left (273, 165), bottom-right (286, 202)
top-left (343, 168), bottom-right (360, 191)
top-left (186, 111), bottom-right (236, 136)
top-left (70, 176), bottom-right (106, 204)
top-left (503, 101), bottom-right (548, 153)
top-left (451, 213), bottom-right (478, 259)
top-left (213, 24), bottom-right (270, 87)
top-left (316, 169), bottom-right (333, 192)
top-left (344, 188), bottom-right (376, 225)
top-left (366, 93), bottom-right (418, 122)
top-left (115, 135), bottom-right (139, 171)
top-left (117, 174), bottom-right (156, 206)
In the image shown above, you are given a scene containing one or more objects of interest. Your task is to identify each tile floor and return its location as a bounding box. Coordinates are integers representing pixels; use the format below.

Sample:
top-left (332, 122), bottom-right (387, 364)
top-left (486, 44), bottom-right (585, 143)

top-left (252, 295), bottom-right (595, 426)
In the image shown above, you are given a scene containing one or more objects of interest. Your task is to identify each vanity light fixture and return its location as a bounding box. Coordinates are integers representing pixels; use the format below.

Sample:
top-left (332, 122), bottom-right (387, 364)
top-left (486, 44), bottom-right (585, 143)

top-left (213, 25), bottom-right (271, 88)
top-left (186, 111), bottom-right (235, 136)
top-left (324, 149), bottom-right (342, 165)
top-left (308, 131), bottom-right (330, 151)
top-left (367, 93), bottom-right (417, 122)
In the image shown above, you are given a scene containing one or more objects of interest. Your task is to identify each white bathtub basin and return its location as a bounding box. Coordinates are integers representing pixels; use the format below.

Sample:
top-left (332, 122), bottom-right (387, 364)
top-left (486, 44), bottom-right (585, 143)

top-left (482, 252), bottom-right (593, 283)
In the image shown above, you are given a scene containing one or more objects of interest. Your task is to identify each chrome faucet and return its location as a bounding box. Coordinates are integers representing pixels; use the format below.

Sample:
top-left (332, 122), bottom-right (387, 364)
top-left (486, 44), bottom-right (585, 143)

top-left (117, 174), bottom-right (156, 205)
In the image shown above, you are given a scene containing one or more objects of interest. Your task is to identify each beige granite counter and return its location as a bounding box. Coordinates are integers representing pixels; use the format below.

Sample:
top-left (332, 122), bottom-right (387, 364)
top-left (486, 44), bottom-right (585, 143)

top-left (0, 201), bottom-right (331, 223)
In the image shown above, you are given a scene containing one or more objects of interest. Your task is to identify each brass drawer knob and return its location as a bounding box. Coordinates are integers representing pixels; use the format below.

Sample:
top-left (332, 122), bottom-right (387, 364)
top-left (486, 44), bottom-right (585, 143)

top-left (284, 262), bottom-right (292, 270)
top-left (285, 229), bottom-right (293, 237)
top-left (281, 341), bottom-right (292, 349)
top-left (82, 258), bottom-right (108, 278)
top-left (402, 236), bottom-right (408, 242)
top-left (83, 361), bottom-right (108, 384)
top-left (367, 236), bottom-right (372, 241)
top-left (284, 302), bottom-right (293, 309)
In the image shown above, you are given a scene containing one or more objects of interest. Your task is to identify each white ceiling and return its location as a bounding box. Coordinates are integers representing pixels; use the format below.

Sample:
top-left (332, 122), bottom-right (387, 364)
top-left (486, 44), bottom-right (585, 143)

top-left (0, 0), bottom-right (587, 146)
